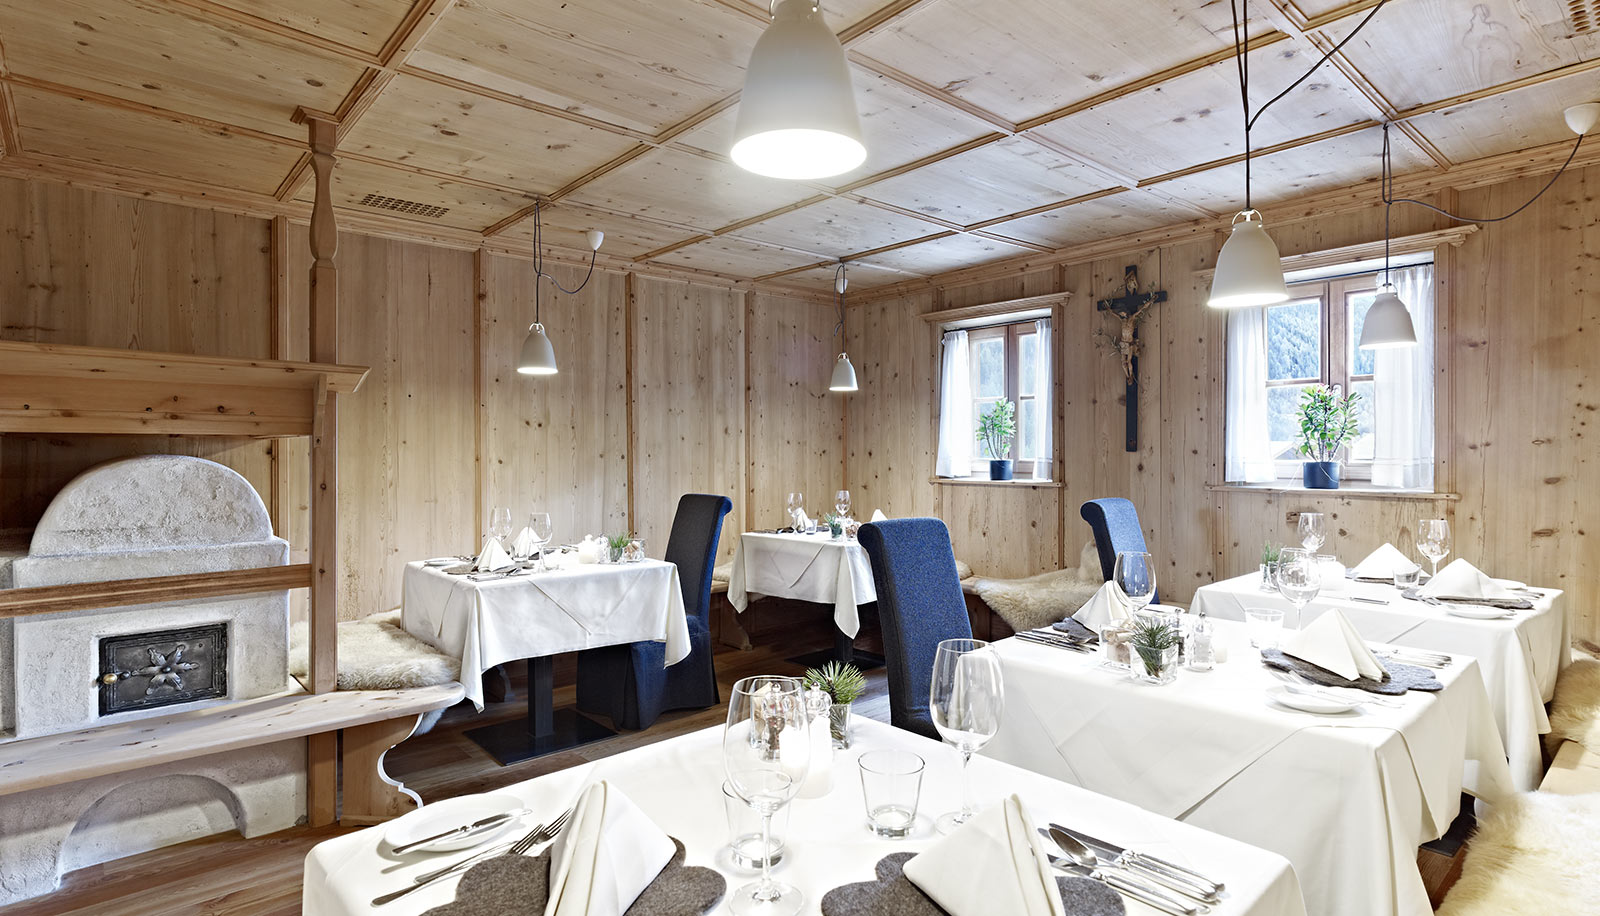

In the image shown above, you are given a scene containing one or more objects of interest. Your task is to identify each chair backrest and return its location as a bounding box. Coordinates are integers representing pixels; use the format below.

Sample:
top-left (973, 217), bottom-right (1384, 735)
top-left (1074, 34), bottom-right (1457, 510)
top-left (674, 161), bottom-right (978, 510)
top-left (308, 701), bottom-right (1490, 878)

top-left (1079, 497), bottom-right (1156, 600)
top-left (859, 518), bottom-right (973, 736)
top-left (665, 494), bottom-right (733, 623)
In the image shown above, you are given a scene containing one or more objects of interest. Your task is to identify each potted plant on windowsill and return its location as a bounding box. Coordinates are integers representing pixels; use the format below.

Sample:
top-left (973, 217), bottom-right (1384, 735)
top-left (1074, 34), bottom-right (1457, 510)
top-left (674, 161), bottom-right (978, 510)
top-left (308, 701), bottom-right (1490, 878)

top-left (976, 400), bottom-right (1018, 481)
top-left (1296, 385), bottom-right (1360, 489)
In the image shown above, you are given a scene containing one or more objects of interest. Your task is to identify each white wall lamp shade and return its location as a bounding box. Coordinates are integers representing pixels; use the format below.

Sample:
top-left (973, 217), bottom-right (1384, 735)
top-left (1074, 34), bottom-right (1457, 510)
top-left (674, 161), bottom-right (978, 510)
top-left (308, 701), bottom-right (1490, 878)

top-left (1208, 209), bottom-right (1290, 308)
top-left (829, 352), bottom-right (858, 392)
top-left (731, 0), bottom-right (866, 180)
top-left (517, 322), bottom-right (558, 375)
top-left (1564, 102), bottom-right (1600, 136)
top-left (1358, 288), bottom-right (1417, 349)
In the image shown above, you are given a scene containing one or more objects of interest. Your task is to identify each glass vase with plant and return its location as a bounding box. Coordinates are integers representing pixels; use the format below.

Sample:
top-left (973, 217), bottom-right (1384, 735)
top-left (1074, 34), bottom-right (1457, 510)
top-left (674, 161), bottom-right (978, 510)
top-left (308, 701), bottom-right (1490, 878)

top-left (1260, 540), bottom-right (1282, 591)
top-left (606, 532), bottom-right (632, 563)
top-left (821, 512), bottom-right (844, 540)
top-left (802, 661), bottom-right (866, 748)
top-left (976, 400), bottom-right (1018, 481)
top-left (1296, 385), bottom-right (1360, 490)
top-left (1129, 615), bottom-right (1181, 685)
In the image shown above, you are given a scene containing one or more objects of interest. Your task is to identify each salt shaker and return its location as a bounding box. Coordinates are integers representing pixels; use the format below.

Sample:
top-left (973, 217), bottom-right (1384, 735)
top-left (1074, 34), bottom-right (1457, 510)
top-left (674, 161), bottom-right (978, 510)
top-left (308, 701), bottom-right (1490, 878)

top-left (797, 686), bottom-right (834, 798)
top-left (1186, 610), bottom-right (1215, 671)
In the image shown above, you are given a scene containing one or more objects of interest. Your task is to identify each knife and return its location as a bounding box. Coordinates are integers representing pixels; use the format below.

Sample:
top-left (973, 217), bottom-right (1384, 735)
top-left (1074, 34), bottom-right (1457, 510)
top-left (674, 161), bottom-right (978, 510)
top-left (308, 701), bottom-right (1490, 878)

top-left (1015, 632), bottom-right (1091, 653)
top-left (390, 809), bottom-right (527, 855)
top-left (1048, 857), bottom-right (1200, 915)
top-left (1051, 823), bottom-right (1224, 895)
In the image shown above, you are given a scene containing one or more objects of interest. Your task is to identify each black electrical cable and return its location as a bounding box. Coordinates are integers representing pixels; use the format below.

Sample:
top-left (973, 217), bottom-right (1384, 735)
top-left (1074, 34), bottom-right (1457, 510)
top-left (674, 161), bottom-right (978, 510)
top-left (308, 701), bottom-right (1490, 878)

top-left (530, 201), bottom-right (598, 305)
top-left (1381, 122), bottom-right (1584, 224)
top-left (833, 262), bottom-right (847, 340)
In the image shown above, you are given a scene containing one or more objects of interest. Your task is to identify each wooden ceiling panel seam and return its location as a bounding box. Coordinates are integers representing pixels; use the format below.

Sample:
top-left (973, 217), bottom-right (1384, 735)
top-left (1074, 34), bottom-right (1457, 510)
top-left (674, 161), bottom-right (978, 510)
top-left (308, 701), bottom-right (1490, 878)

top-left (4, 74), bottom-right (306, 150)
top-left (846, 51), bottom-right (1019, 134)
top-left (376, 0), bottom-right (460, 65)
top-left (159, 0), bottom-right (386, 65)
top-left (0, 33), bottom-right (19, 158)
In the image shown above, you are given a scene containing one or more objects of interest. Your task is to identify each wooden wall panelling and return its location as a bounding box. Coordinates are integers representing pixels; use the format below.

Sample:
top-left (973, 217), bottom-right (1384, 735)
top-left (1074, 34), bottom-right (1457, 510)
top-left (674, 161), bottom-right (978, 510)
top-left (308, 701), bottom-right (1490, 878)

top-left (844, 291), bottom-right (937, 524)
top-left (629, 277), bottom-right (746, 562)
top-left (744, 293), bottom-right (844, 531)
top-left (478, 255), bottom-right (630, 545)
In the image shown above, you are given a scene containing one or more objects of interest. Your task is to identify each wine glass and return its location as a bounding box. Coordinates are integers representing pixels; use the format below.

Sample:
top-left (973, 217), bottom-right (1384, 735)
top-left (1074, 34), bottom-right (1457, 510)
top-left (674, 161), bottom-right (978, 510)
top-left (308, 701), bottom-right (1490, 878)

top-left (785, 492), bottom-right (804, 532)
top-left (488, 507), bottom-right (512, 548)
top-left (724, 676), bottom-right (810, 915)
top-left (929, 638), bottom-right (1004, 834)
top-left (527, 511), bottom-right (553, 572)
top-left (1113, 551), bottom-right (1156, 616)
top-left (1276, 548), bottom-right (1322, 628)
top-left (1416, 519), bottom-right (1451, 578)
top-left (835, 489), bottom-right (851, 520)
top-left (1297, 512), bottom-right (1327, 553)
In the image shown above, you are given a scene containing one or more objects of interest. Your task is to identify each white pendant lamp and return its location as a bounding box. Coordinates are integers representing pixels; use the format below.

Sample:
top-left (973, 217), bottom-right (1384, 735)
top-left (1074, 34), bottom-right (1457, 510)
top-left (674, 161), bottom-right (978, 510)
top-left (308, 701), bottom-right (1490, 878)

top-left (1209, 209), bottom-right (1290, 308)
top-left (828, 263), bottom-right (858, 392)
top-left (1358, 288), bottom-right (1416, 349)
top-left (517, 322), bottom-right (558, 375)
top-left (732, 0), bottom-right (866, 180)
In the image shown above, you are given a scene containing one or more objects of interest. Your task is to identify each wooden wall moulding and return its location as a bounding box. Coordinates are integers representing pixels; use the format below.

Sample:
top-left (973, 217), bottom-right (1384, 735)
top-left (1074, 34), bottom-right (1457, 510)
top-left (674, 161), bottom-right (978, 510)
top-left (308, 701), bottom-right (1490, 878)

top-left (919, 291), bottom-right (1073, 327)
top-left (1193, 225), bottom-right (1481, 281)
top-left (0, 564), bottom-right (315, 620)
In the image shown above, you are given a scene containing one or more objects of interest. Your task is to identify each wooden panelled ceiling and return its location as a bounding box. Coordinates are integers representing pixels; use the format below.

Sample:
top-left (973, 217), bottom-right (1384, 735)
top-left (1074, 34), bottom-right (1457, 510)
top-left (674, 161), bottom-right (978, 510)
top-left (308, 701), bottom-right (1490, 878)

top-left (0, 0), bottom-right (1596, 294)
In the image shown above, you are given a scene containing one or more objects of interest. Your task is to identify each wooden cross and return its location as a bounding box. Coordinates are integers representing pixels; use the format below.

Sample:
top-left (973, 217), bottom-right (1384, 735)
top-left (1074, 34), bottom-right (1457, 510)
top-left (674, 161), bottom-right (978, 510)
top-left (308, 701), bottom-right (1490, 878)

top-left (1096, 265), bottom-right (1167, 452)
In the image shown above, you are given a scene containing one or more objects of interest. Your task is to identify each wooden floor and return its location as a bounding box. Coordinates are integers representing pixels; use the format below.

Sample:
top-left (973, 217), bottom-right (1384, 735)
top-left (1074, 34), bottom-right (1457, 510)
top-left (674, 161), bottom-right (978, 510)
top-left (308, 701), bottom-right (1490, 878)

top-left (0, 602), bottom-right (1469, 914)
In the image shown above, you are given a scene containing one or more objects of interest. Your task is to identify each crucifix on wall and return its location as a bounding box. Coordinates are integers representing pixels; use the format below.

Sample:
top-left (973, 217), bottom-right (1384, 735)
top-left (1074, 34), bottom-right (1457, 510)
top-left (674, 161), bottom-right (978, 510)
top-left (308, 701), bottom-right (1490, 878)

top-left (1095, 265), bottom-right (1166, 452)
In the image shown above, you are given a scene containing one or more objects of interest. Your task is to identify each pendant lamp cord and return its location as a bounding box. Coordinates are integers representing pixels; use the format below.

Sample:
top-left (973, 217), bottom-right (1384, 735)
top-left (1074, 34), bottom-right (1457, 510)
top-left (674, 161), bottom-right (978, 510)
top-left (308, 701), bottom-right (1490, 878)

top-left (530, 201), bottom-right (598, 320)
top-left (833, 262), bottom-right (847, 342)
top-left (1381, 122), bottom-right (1584, 224)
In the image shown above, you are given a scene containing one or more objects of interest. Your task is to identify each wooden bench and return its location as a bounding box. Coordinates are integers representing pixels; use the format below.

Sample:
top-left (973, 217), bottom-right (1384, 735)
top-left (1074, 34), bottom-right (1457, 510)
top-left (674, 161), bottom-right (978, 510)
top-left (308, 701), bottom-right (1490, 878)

top-left (0, 681), bottom-right (464, 826)
top-left (1538, 739), bottom-right (1600, 795)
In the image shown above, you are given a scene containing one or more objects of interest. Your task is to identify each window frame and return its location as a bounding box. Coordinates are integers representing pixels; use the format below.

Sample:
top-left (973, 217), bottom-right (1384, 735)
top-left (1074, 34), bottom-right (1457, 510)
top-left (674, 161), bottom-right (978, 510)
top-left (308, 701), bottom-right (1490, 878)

top-left (967, 319), bottom-right (1042, 479)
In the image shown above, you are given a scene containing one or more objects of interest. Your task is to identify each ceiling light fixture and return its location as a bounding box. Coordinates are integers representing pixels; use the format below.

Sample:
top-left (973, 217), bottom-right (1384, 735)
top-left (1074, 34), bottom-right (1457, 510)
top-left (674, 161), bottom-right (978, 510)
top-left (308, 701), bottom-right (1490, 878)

top-left (732, 0), bottom-right (866, 180)
top-left (517, 202), bottom-right (604, 376)
top-left (829, 263), bottom-right (858, 393)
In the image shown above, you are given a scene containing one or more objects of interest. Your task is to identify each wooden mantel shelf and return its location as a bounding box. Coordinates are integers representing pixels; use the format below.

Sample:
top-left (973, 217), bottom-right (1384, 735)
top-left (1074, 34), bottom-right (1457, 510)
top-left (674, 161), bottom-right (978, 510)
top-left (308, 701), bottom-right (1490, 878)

top-left (0, 341), bottom-right (369, 437)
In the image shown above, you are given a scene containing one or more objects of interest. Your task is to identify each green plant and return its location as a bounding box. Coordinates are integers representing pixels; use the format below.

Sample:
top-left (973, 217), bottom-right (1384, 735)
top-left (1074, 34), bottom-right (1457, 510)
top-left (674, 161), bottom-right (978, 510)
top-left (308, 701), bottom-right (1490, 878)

top-left (1129, 617), bottom-right (1180, 677)
top-left (821, 512), bottom-right (840, 527)
top-left (1261, 541), bottom-right (1282, 565)
top-left (976, 400), bottom-right (1017, 460)
top-left (607, 532), bottom-right (634, 551)
top-left (803, 661), bottom-right (866, 705)
top-left (1296, 385), bottom-right (1360, 462)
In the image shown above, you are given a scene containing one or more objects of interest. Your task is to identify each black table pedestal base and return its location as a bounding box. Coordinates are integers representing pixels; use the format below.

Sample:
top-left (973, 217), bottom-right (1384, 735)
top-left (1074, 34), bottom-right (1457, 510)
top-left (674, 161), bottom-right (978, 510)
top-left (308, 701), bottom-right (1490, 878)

top-left (786, 628), bottom-right (885, 671)
top-left (465, 656), bottom-right (616, 766)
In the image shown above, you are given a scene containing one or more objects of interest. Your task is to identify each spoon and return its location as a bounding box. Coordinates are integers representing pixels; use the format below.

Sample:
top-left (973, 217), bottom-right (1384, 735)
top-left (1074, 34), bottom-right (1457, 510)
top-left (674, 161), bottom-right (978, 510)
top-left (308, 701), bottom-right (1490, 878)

top-left (1048, 827), bottom-right (1216, 909)
top-left (1040, 829), bottom-right (1206, 914)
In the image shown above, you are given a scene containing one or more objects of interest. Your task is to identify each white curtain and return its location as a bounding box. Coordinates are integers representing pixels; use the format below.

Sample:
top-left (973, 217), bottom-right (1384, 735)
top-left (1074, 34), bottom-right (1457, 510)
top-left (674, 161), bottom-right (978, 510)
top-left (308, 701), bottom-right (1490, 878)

top-left (1032, 318), bottom-right (1053, 480)
top-left (1225, 306), bottom-right (1277, 483)
top-left (1372, 264), bottom-right (1435, 489)
top-left (935, 330), bottom-right (973, 478)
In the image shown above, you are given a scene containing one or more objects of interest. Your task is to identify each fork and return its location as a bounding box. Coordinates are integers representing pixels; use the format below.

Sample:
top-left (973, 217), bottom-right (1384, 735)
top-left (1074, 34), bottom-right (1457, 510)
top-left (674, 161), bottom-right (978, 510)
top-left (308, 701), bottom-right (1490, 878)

top-left (1268, 668), bottom-right (1404, 708)
top-left (373, 808), bottom-right (572, 906)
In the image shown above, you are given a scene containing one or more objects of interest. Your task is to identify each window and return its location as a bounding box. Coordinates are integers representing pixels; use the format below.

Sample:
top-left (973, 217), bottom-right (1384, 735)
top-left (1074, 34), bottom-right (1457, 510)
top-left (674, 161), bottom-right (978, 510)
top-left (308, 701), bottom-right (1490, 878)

top-left (1227, 263), bottom-right (1435, 489)
top-left (936, 317), bottom-right (1053, 480)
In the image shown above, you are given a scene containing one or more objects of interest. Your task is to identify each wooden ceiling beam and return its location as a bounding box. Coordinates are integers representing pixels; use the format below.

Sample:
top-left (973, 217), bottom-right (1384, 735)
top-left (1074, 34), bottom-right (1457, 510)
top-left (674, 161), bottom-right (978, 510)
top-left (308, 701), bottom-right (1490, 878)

top-left (847, 52), bottom-right (1018, 134)
top-left (0, 33), bottom-right (24, 159)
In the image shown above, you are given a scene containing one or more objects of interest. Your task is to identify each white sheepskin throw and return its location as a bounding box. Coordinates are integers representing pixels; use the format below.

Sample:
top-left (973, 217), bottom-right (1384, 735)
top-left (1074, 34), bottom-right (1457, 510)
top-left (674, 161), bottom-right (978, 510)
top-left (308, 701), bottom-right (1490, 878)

top-left (969, 542), bottom-right (1103, 633)
top-left (712, 562), bottom-right (732, 584)
top-left (1435, 791), bottom-right (1600, 916)
top-left (289, 610), bottom-right (460, 691)
top-left (1545, 654), bottom-right (1600, 756)
top-left (953, 559), bottom-right (973, 581)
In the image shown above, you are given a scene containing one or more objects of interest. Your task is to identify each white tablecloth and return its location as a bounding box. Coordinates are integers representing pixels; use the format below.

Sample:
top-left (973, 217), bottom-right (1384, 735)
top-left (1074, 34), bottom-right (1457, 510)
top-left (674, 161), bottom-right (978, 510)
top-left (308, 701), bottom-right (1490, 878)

top-left (1191, 572), bottom-right (1568, 790)
top-left (304, 718), bottom-right (1306, 916)
top-left (727, 532), bottom-right (876, 637)
top-left (982, 621), bottom-right (1513, 916)
top-left (402, 557), bottom-right (689, 710)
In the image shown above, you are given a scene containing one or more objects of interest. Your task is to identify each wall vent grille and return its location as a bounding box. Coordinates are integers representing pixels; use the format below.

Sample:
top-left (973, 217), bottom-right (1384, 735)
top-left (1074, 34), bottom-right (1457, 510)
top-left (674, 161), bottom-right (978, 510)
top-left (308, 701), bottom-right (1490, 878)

top-left (1570, 0), bottom-right (1599, 35)
top-left (357, 193), bottom-right (451, 219)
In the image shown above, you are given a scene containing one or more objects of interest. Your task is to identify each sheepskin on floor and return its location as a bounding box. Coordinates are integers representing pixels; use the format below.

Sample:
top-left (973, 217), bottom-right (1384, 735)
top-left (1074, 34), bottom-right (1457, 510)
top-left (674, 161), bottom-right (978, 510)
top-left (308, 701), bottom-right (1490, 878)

top-left (969, 542), bottom-right (1103, 633)
top-left (1545, 654), bottom-right (1600, 756)
top-left (1435, 791), bottom-right (1600, 916)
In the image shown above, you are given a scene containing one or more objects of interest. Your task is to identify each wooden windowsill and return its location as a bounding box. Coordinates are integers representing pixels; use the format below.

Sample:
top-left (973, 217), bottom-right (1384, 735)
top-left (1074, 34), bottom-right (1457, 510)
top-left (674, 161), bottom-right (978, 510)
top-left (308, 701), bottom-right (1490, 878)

top-left (931, 477), bottom-right (1063, 488)
top-left (1207, 483), bottom-right (1459, 501)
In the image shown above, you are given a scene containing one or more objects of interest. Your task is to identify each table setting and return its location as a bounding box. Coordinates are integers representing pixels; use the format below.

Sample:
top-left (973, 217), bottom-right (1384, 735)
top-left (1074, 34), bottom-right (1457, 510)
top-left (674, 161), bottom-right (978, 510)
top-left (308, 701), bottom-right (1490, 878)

top-left (727, 491), bottom-right (877, 648)
top-left (303, 665), bottom-right (1307, 916)
top-left (1190, 515), bottom-right (1568, 790)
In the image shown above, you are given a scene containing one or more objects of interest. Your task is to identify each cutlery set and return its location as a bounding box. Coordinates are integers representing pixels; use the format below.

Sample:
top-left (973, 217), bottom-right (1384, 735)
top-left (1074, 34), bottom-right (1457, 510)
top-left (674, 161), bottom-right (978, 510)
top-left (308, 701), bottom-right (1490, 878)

top-left (1015, 629), bottom-right (1097, 653)
top-left (371, 806), bottom-right (574, 906)
top-left (1037, 822), bottom-right (1224, 915)
top-left (1266, 668), bottom-right (1404, 709)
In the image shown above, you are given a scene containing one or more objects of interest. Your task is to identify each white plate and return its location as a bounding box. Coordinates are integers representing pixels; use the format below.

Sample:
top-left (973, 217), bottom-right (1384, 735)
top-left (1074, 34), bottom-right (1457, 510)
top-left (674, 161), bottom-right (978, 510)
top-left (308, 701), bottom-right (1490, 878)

top-left (383, 793), bottom-right (523, 853)
top-left (424, 557), bottom-right (459, 566)
top-left (1441, 602), bottom-right (1516, 620)
top-left (1266, 684), bottom-right (1362, 715)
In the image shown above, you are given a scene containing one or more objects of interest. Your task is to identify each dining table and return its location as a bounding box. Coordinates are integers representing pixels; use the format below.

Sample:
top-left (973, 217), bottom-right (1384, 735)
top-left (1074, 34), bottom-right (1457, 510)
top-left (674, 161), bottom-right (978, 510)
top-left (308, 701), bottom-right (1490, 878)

top-left (1190, 571), bottom-right (1568, 790)
top-left (302, 716), bottom-right (1308, 916)
top-left (727, 530), bottom-right (878, 666)
top-left (981, 619), bottom-right (1514, 916)
top-left (401, 553), bottom-right (689, 764)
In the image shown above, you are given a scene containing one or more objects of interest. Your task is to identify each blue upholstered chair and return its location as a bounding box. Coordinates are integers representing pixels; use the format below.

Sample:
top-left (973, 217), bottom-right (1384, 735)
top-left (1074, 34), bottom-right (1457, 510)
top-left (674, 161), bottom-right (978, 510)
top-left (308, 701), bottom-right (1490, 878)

top-left (576, 493), bottom-right (732, 730)
top-left (858, 518), bottom-right (973, 741)
top-left (1079, 497), bottom-right (1157, 602)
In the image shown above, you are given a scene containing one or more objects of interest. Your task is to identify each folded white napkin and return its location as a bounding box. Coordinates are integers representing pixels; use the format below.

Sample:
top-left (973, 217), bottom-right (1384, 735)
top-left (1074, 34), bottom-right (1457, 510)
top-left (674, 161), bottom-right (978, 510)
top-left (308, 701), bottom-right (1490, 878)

top-left (903, 794), bottom-right (1066, 916)
top-left (473, 536), bottom-right (512, 572)
top-left (1282, 608), bottom-right (1386, 681)
top-left (870, 509), bottom-right (888, 522)
top-left (1417, 558), bottom-right (1517, 601)
top-left (795, 512), bottom-right (813, 529)
top-left (510, 526), bottom-right (537, 558)
top-left (1351, 543), bottom-right (1420, 579)
top-left (1070, 580), bottom-right (1131, 632)
top-left (544, 780), bottom-right (675, 916)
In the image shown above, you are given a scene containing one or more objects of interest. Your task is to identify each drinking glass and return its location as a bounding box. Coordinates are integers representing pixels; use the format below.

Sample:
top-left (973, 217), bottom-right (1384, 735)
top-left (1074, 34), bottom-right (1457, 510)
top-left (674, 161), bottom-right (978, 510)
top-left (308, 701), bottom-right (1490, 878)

top-left (785, 492), bottom-right (804, 532)
top-left (1297, 512), bottom-right (1327, 552)
top-left (858, 750), bottom-right (924, 838)
top-left (929, 638), bottom-right (1003, 835)
top-left (835, 489), bottom-right (851, 519)
top-left (722, 780), bottom-right (790, 869)
top-left (1276, 548), bottom-right (1322, 627)
top-left (1244, 607), bottom-right (1285, 649)
top-left (1113, 551), bottom-right (1156, 615)
top-left (1416, 519), bottom-right (1451, 578)
top-left (527, 511), bottom-right (553, 571)
top-left (723, 676), bottom-right (810, 915)
top-left (488, 507), bottom-right (512, 547)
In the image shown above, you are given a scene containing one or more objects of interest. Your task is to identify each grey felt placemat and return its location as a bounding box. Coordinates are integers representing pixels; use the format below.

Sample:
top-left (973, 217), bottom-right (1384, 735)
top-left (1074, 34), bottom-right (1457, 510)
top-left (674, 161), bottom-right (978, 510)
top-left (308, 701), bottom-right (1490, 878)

top-left (1261, 648), bottom-right (1442, 695)
top-left (1050, 618), bottom-right (1099, 642)
top-left (421, 837), bottom-right (724, 916)
top-left (1400, 588), bottom-right (1532, 610)
top-left (820, 852), bottom-right (1124, 916)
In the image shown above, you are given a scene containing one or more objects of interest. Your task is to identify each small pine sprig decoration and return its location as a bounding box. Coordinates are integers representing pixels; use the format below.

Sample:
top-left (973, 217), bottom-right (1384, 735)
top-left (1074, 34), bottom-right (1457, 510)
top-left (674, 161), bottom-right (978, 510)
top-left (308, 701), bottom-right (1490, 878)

top-left (1261, 541), bottom-right (1282, 565)
top-left (803, 661), bottom-right (867, 705)
top-left (1129, 617), bottom-right (1180, 675)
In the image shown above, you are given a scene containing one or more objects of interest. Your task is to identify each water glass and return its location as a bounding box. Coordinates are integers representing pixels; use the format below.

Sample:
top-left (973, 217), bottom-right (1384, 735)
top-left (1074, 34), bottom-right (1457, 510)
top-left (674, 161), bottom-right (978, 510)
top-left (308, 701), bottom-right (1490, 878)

top-left (1113, 551), bottom-right (1156, 614)
top-left (1245, 607), bottom-right (1285, 649)
top-left (527, 511), bottom-right (553, 571)
top-left (1416, 519), bottom-right (1451, 577)
top-left (488, 507), bottom-right (512, 545)
top-left (786, 492), bottom-right (804, 530)
top-left (835, 489), bottom-right (851, 519)
top-left (857, 750), bottom-right (924, 838)
top-left (1297, 512), bottom-right (1327, 552)
top-left (723, 676), bottom-right (810, 916)
top-left (1276, 547), bottom-right (1322, 626)
top-left (1394, 566), bottom-right (1421, 589)
top-left (723, 780), bottom-right (790, 869)
top-left (929, 639), bottom-right (1003, 835)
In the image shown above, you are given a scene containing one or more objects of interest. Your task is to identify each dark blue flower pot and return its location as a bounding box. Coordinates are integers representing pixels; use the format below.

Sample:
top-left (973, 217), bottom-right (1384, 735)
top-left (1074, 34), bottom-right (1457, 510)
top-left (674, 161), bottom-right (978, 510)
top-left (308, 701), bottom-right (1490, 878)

top-left (1303, 461), bottom-right (1340, 489)
top-left (989, 459), bottom-right (1014, 481)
